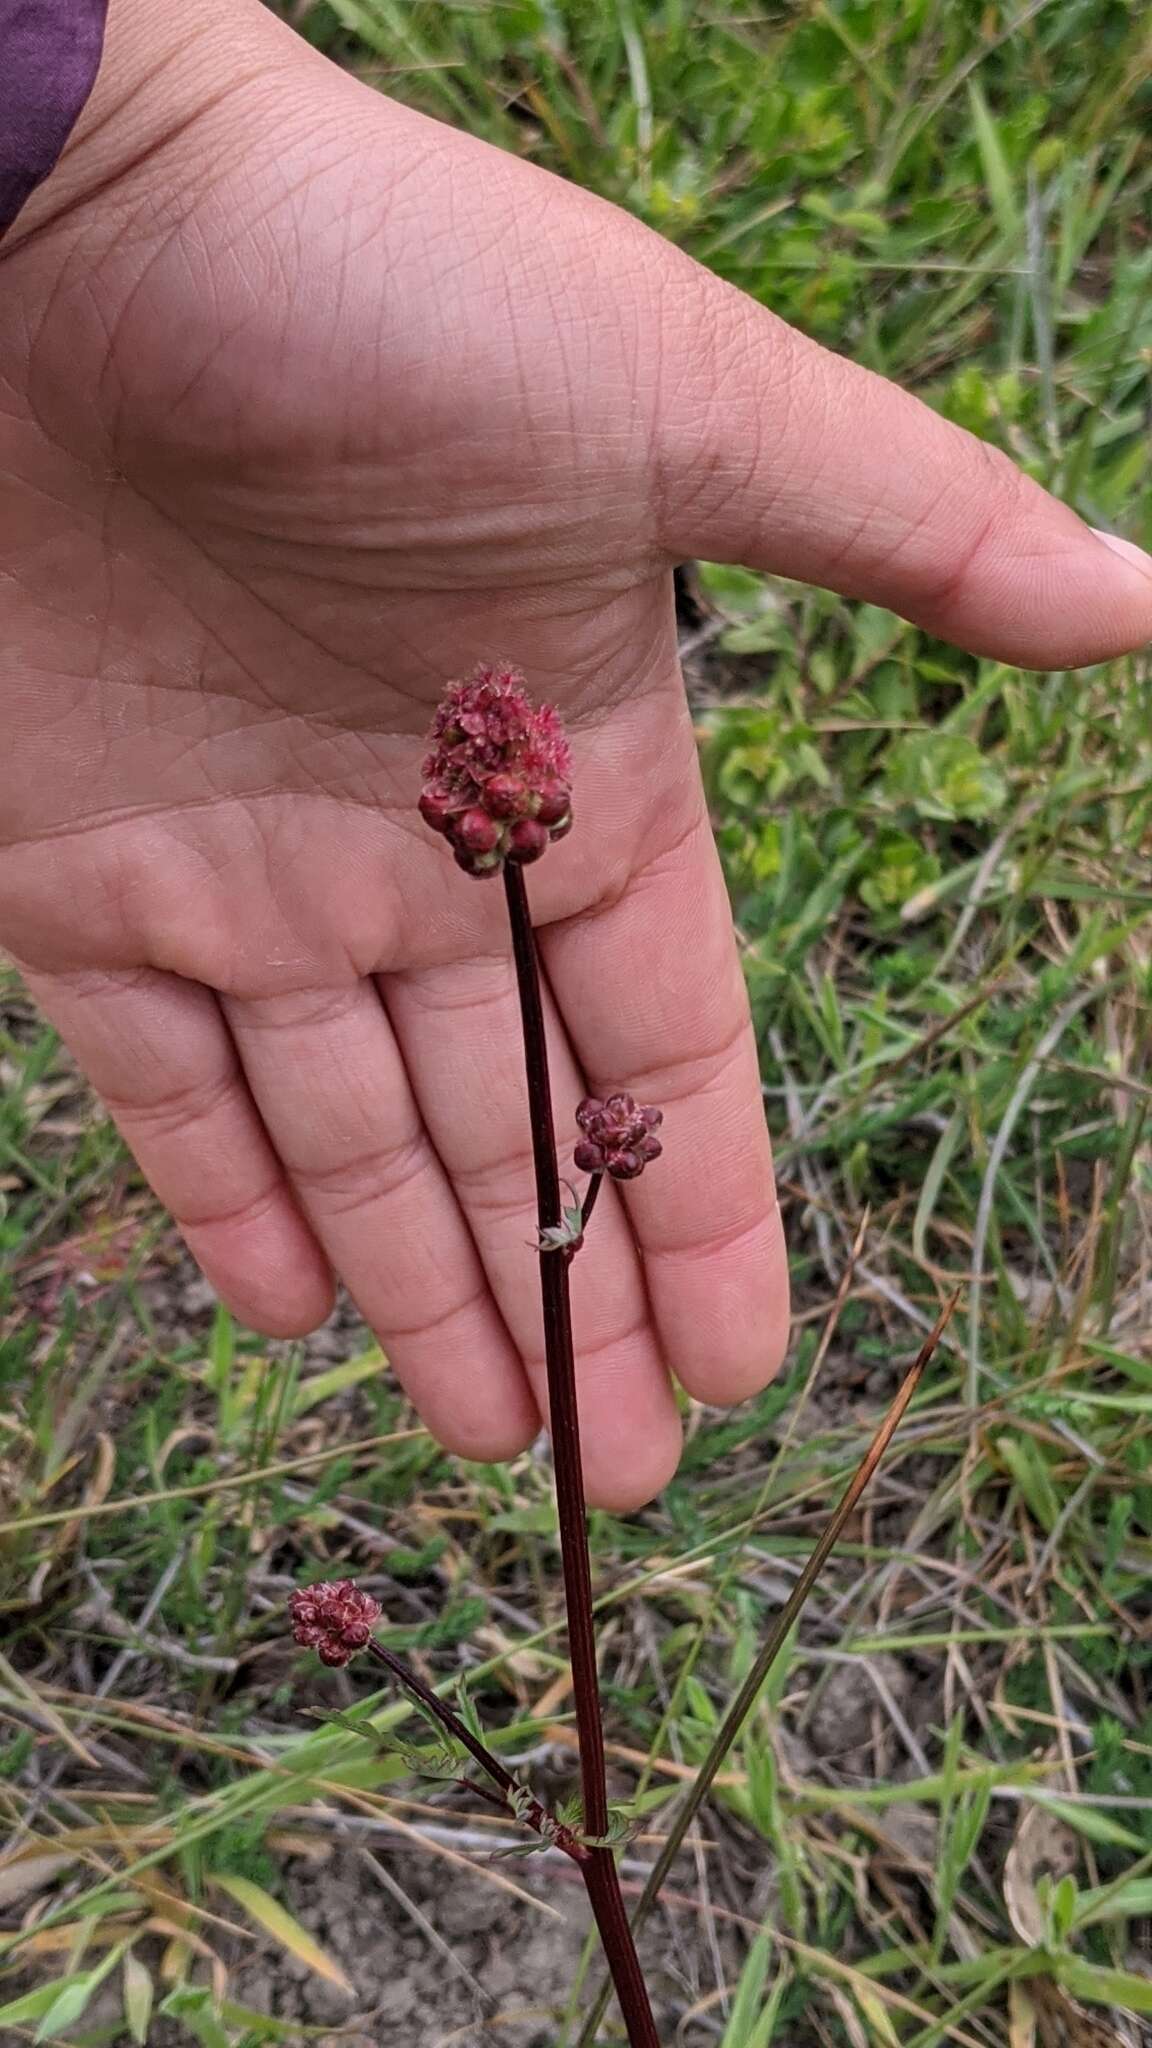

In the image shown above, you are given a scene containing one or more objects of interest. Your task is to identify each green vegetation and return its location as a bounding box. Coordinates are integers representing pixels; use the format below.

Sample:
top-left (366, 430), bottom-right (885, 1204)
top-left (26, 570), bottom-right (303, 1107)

top-left (2, 2), bottom-right (1151, 2040)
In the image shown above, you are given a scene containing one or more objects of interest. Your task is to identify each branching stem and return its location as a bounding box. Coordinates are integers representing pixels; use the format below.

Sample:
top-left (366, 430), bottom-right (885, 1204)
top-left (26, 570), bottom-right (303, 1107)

top-left (579, 1170), bottom-right (603, 1238)
top-left (365, 1639), bottom-right (589, 1863)
top-left (503, 863), bottom-right (659, 2048)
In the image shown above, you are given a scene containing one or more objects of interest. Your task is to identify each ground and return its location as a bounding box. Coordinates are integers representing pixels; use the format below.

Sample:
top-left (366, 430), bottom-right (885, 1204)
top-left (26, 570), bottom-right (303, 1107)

top-left (3, 2), bottom-right (1152, 2044)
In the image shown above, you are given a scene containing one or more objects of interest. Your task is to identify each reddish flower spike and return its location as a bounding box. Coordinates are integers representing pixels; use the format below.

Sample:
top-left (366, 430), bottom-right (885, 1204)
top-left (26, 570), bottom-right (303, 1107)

top-left (420, 663), bottom-right (574, 876)
top-left (574, 1094), bottom-right (663, 1181)
top-left (289, 1578), bottom-right (381, 1668)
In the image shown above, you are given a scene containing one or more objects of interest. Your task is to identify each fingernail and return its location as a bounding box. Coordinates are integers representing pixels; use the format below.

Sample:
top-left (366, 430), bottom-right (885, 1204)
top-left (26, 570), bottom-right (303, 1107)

top-left (1091, 528), bottom-right (1152, 584)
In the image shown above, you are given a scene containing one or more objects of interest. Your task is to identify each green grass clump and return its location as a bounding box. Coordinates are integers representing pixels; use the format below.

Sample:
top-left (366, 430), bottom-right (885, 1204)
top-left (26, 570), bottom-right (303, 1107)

top-left (2, 3), bottom-right (1151, 2042)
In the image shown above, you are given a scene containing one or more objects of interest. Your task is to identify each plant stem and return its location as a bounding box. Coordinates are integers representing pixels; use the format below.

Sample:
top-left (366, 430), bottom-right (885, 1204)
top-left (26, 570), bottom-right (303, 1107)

top-left (365, 1638), bottom-right (588, 1863)
top-left (575, 1297), bottom-right (957, 2048)
top-left (579, 1170), bottom-right (603, 1238)
top-left (503, 863), bottom-right (660, 2048)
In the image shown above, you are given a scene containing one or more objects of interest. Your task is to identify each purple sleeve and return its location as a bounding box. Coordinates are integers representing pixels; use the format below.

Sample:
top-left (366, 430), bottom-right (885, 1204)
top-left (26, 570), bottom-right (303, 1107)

top-left (0, 0), bottom-right (109, 241)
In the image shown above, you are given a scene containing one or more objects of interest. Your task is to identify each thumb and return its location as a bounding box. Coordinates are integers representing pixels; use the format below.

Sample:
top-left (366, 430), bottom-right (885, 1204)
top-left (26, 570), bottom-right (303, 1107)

top-left (657, 269), bottom-right (1152, 669)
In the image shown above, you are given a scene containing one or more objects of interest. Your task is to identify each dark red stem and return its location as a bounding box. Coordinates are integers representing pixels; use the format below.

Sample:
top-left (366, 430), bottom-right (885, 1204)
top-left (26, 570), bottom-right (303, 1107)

top-left (365, 1637), bottom-right (587, 1863)
top-left (502, 865), bottom-right (660, 2048)
top-left (579, 1170), bottom-right (603, 1238)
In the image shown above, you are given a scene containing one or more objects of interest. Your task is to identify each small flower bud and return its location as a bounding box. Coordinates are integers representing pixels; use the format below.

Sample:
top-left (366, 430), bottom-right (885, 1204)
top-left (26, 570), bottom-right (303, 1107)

top-left (454, 807), bottom-right (503, 855)
top-left (418, 786), bottom-right (458, 835)
top-left (534, 779), bottom-right (571, 828)
top-left (484, 771), bottom-right (529, 819)
top-left (574, 1094), bottom-right (664, 1180)
top-left (289, 1579), bottom-right (381, 1668)
top-left (505, 818), bottom-right (550, 865)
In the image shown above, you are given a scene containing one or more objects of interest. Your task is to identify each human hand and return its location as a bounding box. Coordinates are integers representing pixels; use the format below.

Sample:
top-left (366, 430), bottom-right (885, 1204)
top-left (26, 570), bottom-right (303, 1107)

top-left (3, 0), bottom-right (1150, 1506)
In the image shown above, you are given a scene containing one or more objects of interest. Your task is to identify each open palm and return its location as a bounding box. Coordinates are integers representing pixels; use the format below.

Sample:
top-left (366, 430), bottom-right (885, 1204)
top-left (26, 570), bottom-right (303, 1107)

top-left (4, 0), bottom-right (1150, 1505)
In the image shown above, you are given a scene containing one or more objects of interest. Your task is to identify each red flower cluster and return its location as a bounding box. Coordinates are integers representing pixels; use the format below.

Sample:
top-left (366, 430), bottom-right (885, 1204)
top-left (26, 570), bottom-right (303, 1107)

top-left (574, 1095), bottom-right (663, 1181)
top-left (288, 1579), bottom-right (381, 1668)
top-left (420, 663), bottom-right (573, 877)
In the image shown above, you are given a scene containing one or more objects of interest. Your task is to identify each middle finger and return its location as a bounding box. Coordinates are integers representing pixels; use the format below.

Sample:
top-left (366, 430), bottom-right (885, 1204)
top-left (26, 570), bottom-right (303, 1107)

top-left (384, 950), bottom-right (682, 1510)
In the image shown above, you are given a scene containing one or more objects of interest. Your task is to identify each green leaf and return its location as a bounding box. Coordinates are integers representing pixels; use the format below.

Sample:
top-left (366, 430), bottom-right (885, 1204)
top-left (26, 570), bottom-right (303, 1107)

top-left (853, 1983), bottom-right (901, 2044)
top-left (158, 1985), bottom-right (235, 2048)
top-left (967, 82), bottom-right (1019, 239)
top-left (123, 1949), bottom-right (154, 2046)
top-left (721, 1940), bottom-right (791, 2047)
top-left (940, 364), bottom-right (996, 437)
top-left (290, 1349), bottom-right (387, 1417)
top-left (720, 1928), bottom-right (773, 2047)
top-left (489, 1503), bottom-right (558, 1535)
top-left (214, 1874), bottom-right (354, 1992)
top-left (216, 1995), bottom-right (317, 2041)
top-left (1074, 1876), bottom-right (1152, 1928)
top-left (0, 1981), bottom-right (86, 2029)
top-left (745, 1737), bottom-right (781, 1841)
top-left (995, 1434), bottom-right (1061, 1534)
top-left (696, 562), bottom-right (775, 613)
top-left (1031, 1795), bottom-right (1145, 1853)
top-left (207, 1302), bottom-right (235, 1403)
top-left (914, 1106), bottom-right (964, 1261)
top-left (450, 1672), bottom-right (488, 1747)
top-left (34, 1944), bottom-right (127, 2042)
top-left (685, 1675), bottom-right (717, 1729)
top-left (1049, 1872), bottom-right (1079, 1946)
top-left (35, 1981), bottom-right (99, 2041)
top-left (720, 619), bottom-right (788, 655)
top-left (1056, 1956), bottom-right (1152, 2014)
top-left (859, 830), bottom-right (941, 914)
top-left (884, 733), bottom-right (1007, 822)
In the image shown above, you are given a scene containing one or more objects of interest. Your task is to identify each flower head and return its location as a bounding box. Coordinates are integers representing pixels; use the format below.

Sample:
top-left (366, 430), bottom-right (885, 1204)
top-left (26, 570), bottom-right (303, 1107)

top-left (420, 663), bottom-right (573, 876)
top-left (574, 1094), bottom-right (663, 1181)
top-left (289, 1578), bottom-right (381, 1668)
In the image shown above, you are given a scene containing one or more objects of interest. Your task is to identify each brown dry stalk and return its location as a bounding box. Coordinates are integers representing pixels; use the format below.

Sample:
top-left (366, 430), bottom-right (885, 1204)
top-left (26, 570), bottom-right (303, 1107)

top-left (576, 1295), bottom-right (957, 2047)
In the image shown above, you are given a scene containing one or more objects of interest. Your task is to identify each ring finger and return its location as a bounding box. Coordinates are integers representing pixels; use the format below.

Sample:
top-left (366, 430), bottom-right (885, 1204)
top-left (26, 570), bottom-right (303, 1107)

top-left (223, 977), bottom-right (539, 1463)
top-left (385, 950), bottom-right (682, 1511)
